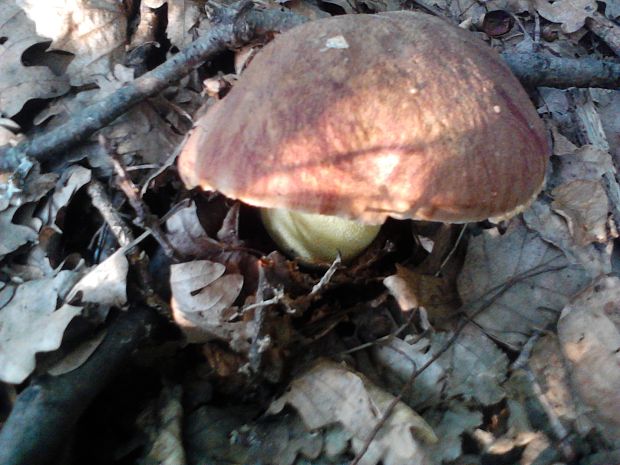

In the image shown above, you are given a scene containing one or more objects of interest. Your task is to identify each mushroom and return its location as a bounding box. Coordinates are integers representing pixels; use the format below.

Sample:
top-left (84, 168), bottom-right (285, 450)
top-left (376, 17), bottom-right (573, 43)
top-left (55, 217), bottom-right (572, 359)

top-left (178, 11), bottom-right (549, 264)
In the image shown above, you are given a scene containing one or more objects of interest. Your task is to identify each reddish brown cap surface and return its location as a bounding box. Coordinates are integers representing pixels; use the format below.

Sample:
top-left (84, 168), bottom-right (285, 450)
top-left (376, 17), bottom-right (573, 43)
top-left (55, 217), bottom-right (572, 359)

top-left (178, 11), bottom-right (549, 224)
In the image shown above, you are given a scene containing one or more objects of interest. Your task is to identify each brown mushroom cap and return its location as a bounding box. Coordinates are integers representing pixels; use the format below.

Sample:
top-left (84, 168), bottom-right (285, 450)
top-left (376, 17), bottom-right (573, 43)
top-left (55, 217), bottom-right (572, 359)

top-left (178, 11), bottom-right (549, 225)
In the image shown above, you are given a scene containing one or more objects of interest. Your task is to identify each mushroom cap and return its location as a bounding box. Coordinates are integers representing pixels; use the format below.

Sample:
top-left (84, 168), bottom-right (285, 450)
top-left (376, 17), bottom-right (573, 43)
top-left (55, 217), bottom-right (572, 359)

top-left (178, 11), bottom-right (549, 224)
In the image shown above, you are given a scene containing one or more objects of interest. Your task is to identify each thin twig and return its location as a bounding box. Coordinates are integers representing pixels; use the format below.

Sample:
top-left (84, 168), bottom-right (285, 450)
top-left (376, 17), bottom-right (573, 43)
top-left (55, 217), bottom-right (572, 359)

top-left (310, 255), bottom-right (342, 295)
top-left (339, 310), bottom-right (419, 355)
top-left (434, 223), bottom-right (467, 277)
top-left (87, 180), bottom-right (136, 248)
top-left (1, 3), bottom-right (619, 187)
top-left (349, 256), bottom-right (572, 465)
top-left (87, 179), bottom-right (170, 317)
top-left (0, 2), bottom-right (306, 174)
top-left (349, 321), bottom-right (468, 465)
top-left (100, 136), bottom-right (178, 261)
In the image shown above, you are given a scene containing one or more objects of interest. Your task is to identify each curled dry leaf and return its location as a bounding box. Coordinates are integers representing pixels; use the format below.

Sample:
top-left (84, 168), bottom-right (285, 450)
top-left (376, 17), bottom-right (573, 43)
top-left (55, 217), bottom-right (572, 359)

top-left (165, 201), bottom-right (219, 257)
top-left (269, 360), bottom-right (436, 465)
top-left (426, 405), bottom-right (482, 463)
top-left (533, 0), bottom-right (597, 33)
top-left (16, 0), bottom-right (128, 86)
top-left (372, 337), bottom-right (445, 408)
top-left (0, 1), bottom-right (70, 116)
top-left (67, 249), bottom-right (128, 307)
top-left (137, 384), bottom-right (186, 465)
top-left (523, 200), bottom-right (611, 276)
top-left (558, 275), bottom-right (620, 444)
top-left (37, 165), bottom-right (92, 226)
top-left (458, 218), bottom-right (589, 349)
top-left (481, 10), bottom-right (515, 37)
top-left (383, 264), bottom-right (459, 324)
top-left (551, 179), bottom-right (610, 245)
top-left (0, 206), bottom-right (38, 259)
top-left (0, 271), bottom-right (82, 384)
top-left (432, 325), bottom-right (508, 405)
top-left (170, 260), bottom-right (244, 343)
top-left (0, 165), bottom-right (92, 273)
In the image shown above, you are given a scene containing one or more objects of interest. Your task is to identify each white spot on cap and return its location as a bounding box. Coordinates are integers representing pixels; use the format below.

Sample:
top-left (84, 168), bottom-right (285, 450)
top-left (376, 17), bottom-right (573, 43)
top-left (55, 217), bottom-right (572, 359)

top-left (373, 153), bottom-right (401, 184)
top-left (409, 88), bottom-right (419, 94)
top-left (493, 105), bottom-right (501, 113)
top-left (325, 35), bottom-right (349, 49)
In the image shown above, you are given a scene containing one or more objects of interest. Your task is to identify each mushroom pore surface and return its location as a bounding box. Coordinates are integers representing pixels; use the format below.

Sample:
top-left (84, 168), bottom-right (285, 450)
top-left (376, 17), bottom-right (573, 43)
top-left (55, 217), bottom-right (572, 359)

top-left (178, 11), bottom-right (550, 263)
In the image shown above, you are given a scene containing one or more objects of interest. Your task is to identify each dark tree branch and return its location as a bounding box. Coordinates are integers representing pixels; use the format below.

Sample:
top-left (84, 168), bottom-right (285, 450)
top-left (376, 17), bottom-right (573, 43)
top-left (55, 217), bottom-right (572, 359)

top-left (0, 3), bottom-right (305, 174)
top-left (0, 2), bottom-right (618, 185)
top-left (0, 307), bottom-right (160, 465)
top-left (501, 52), bottom-right (620, 90)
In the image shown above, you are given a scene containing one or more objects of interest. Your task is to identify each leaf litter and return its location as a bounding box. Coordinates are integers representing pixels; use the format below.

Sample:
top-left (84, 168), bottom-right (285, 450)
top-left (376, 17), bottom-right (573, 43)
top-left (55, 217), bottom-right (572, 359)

top-left (1, 0), bottom-right (620, 464)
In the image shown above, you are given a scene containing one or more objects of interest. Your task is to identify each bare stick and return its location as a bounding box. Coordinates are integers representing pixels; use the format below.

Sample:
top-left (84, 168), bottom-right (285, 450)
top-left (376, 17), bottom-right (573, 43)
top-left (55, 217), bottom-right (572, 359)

top-left (0, 306), bottom-right (159, 465)
top-left (349, 322), bottom-right (467, 465)
top-left (1, 2), bottom-right (618, 195)
top-left (350, 258), bottom-right (571, 465)
top-left (87, 179), bottom-right (170, 316)
top-left (501, 51), bottom-right (620, 89)
top-left (100, 136), bottom-right (178, 261)
top-left (0, 2), bottom-right (305, 174)
top-left (586, 12), bottom-right (620, 57)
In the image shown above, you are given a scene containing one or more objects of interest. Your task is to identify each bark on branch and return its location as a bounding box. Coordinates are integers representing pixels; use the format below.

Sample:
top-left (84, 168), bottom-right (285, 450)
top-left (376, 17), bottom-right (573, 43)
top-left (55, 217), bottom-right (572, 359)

top-left (0, 2), bottom-right (618, 178)
top-left (0, 307), bottom-right (160, 465)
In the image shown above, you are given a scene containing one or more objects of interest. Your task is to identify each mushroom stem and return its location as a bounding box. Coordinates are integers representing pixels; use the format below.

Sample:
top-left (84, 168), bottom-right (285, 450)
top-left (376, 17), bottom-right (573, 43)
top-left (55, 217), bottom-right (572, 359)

top-left (260, 208), bottom-right (381, 263)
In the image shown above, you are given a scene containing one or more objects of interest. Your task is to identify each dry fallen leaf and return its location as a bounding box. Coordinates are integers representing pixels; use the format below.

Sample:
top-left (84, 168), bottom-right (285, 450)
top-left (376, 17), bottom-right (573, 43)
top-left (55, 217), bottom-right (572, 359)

top-left (0, 1), bottom-right (70, 116)
top-left (432, 325), bottom-right (509, 405)
top-left (527, 334), bottom-right (579, 426)
top-left (67, 249), bottom-right (128, 307)
top-left (548, 145), bottom-right (615, 189)
top-left (165, 201), bottom-right (219, 257)
top-left (383, 264), bottom-right (459, 323)
top-left (0, 271), bottom-right (82, 384)
top-left (37, 165), bottom-right (92, 226)
top-left (170, 260), bottom-right (245, 343)
top-left (551, 179), bottom-right (610, 245)
top-left (523, 200), bottom-right (612, 276)
top-left (137, 384), bottom-right (187, 465)
top-left (165, 0), bottom-right (203, 50)
top-left (269, 360), bottom-right (436, 465)
top-left (0, 206), bottom-right (39, 259)
top-left (426, 405), bottom-right (482, 463)
top-left (533, 0), bottom-right (597, 33)
top-left (372, 337), bottom-right (445, 408)
top-left (16, 0), bottom-right (128, 86)
top-left (47, 329), bottom-right (107, 376)
top-left (558, 275), bottom-right (620, 445)
top-left (591, 90), bottom-right (620, 162)
top-left (458, 218), bottom-right (589, 349)
top-left (171, 260), bottom-right (242, 315)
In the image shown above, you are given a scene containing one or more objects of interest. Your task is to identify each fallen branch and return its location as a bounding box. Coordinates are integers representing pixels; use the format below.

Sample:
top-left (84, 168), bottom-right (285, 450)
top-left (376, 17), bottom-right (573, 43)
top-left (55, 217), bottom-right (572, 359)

top-left (586, 12), bottom-right (620, 57)
top-left (0, 2), bottom-right (305, 174)
top-left (0, 306), bottom-right (160, 465)
top-left (501, 52), bottom-right (620, 89)
top-left (1, 2), bottom-right (618, 181)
